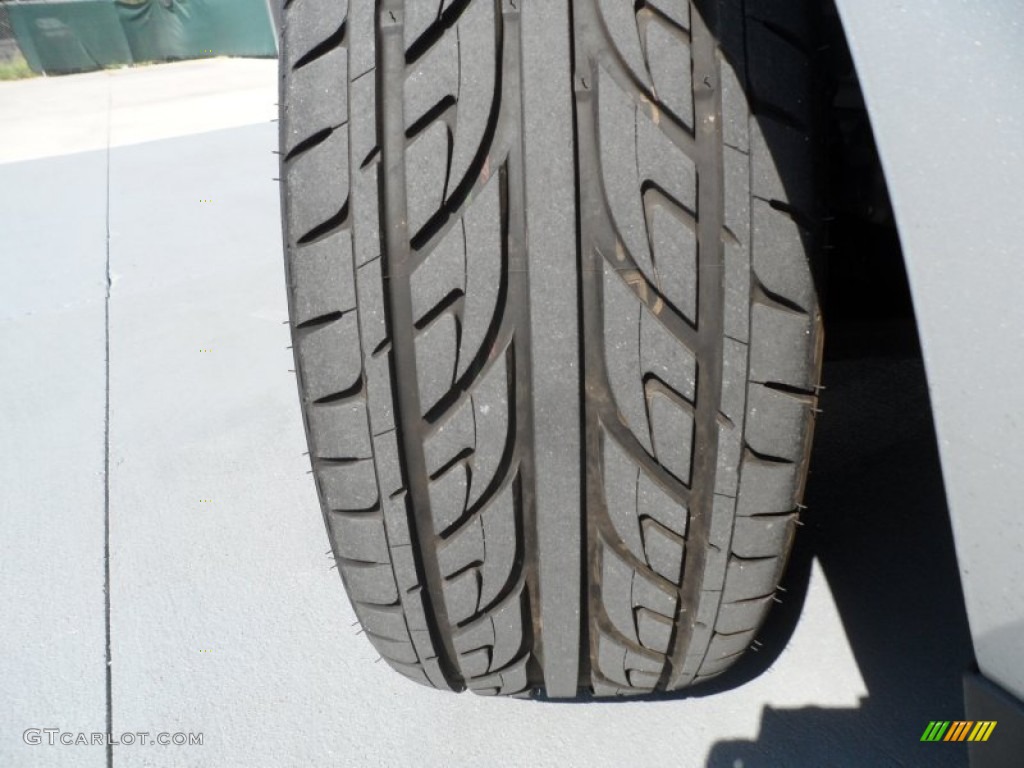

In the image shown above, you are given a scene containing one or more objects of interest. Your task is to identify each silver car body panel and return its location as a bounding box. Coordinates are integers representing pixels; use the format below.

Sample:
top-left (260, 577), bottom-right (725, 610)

top-left (834, 0), bottom-right (1024, 701)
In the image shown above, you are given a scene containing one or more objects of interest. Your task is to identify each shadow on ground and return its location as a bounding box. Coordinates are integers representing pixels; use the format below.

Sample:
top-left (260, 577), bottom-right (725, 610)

top-left (701, 328), bottom-right (974, 766)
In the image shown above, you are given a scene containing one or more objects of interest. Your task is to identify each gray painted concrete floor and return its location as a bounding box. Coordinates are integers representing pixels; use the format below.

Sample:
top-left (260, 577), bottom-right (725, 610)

top-left (0, 68), bottom-right (972, 768)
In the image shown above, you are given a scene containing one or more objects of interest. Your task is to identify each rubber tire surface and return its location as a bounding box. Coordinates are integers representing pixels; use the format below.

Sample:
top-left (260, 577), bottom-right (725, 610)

top-left (280, 0), bottom-right (823, 698)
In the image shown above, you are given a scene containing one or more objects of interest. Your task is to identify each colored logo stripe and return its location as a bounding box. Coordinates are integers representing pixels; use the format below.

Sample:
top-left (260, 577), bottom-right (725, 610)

top-left (921, 722), bottom-right (950, 741)
top-left (944, 721), bottom-right (971, 741)
top-left (970, 721), bottom-right (997, 742)
top-left (921, 721), bottom-right (997, 742)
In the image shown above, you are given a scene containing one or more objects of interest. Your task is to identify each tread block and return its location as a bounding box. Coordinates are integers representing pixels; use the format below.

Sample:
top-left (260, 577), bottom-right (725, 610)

top-left (458, 647), bottom-right (491, 678)
top-left (356, 257), bottom-right (388, 353)
top-left (341, 562), bottom-right (399, 604)
top-left (703, 495), bottom-right (737, 592)
top-left (637, 471), bottom-right (688, 537)
top-left (598, 67), bottom-right (654, 283)
top-left (406, 120), bottom-right (450, 242)
top-left (458, 172), bottom-right (503, 378)
top-left (649, 392), bottom-right (694, 485)
top-left (642, 520), bottom-right (684, 584)
top-left (626, 646), bottom-right (664, 675)
top-left (411, 220), bottom-right (466, 327)
top-left (404, 30), bottom-right (458, 134)
top-left (389, 545), bottom-right (421, 595)
top-left (697, 651), bottom-right (743, 676)
top-left (603, 263), bottom-right (652, 453)
top-left (602, 438), bottom-right (645, 561)
top-left (490, 589), bottom-right (527, 671)
top-left (645, 19), bottom-right (693, 129)
top-left (705, 628), bottom-right (757, 661)
top-left (640, 311), bottom-right (696, 402)
top-left (354, 603), bottom-right (411, 642)
top-left (428, 462), bottom-right (470, 534)
top-left (722, 556), bottom-right (783, 603)
top-left (290, 232), bottom-right (357, 327)
top-left (636, 607), bottom-right (673, 653)
top-left (286, 127), bottom-right (349, 244)
top-left (438, 517), bottom-right (485, 579)
top-left (723, 145), bottom-right (752, 341)
top-left (596, 631), bottom-right (632, 688)
top-left (597, 0), bottom-right (650, 88)
top-left (351, 164), bottom-right (381, 268)
top-left (309, 400), bottom-right (371, 460)
top-left (715, 594), bottom-right (773, 635)
top-left (466, 352), bottom-right (511, 509)
top-left (453, 613), bottom-right (496, 654)
top-left (283, 0), bottom-right (348, 65)
top-left (424, 397), bottom-right (475, 478)
top-left (745, 383), bottom-right (811, 462)
top-left (319, 459), bottom-right (379, 512)
top-left (631, 568), bottom-right (677, 619)
top-left (448, 0), bottom-right (498, 189)
top-left (283, 47), bottom-right (348, 155)
top-left (443, 567), bottom-right (481, 625)
top-left (647, 0), bottom-right (689, 30)
top-left (627, 669), bottom-right (660, 690)
top-left (720, 56), bottom-right (749, 152)
top-left (479, 483), bottom-right (517, 607)
top-left (297, 313), bottom-right (362, 403)
top-left (415, 311), bottom-right (459, 414)
top-left (749, 301), bottom-right (816, 391)
top-left (382, 492), bottom-right (412, 547)
top-left (732, 514), bottom-right (796, 559)
top-left (647, 205), bottom-right (698, 326)
top-left (404, 0), bottom-right (442, 52)
top-left (331, 511), bottom-right (390, 563)
top-left (371, 430), bottom-right (403, 497)
top-left (736, 449), bottom-right (800, 516)
top-left (367, 633), bottom-right (419, 665)
top-left (601, 544), bottom-right (642, 645)
top-left (752, 198), bottom-right (816, 313)
top-left (636, 103), bottom-right (698, 216)
top-left (363, 349), bottom-right (394, 433)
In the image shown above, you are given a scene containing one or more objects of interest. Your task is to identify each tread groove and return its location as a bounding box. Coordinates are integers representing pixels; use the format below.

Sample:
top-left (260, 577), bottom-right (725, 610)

top-left (378, 0), bottom-right (464, 691)
top-left (293, 20), bottom-right (348, 70)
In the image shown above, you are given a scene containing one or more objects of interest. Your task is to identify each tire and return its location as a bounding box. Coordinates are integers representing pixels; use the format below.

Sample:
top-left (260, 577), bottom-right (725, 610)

top-left (280, 0), bottom-right (823, 698)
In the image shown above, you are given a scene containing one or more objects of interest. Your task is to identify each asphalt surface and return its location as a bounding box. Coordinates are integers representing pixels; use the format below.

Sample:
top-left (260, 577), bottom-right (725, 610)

top-left (0, 60), bottom-right (973, 767)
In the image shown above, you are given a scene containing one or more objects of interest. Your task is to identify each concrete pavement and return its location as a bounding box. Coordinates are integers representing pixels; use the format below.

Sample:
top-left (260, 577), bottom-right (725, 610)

top-left (0, 59), bottom-right (972, 767)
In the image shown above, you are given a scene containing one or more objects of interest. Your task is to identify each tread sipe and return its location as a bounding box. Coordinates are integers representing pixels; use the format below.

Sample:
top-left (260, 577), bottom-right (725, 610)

top-left (280, 0), bottom-right (823, 698)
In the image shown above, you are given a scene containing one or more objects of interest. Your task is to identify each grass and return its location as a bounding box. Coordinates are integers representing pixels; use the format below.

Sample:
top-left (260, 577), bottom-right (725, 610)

top-left (0, 55), bottom-right (37, 81)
